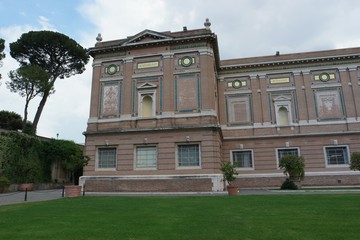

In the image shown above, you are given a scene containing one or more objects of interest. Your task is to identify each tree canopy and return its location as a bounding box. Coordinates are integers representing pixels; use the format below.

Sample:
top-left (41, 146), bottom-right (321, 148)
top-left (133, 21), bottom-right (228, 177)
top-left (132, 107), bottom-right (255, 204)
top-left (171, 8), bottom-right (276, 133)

top-left (42, 139), bottom-right (89, 184)
top-left (0, 110), bottom-right (33, 134)
top-left (9, 31), bottom-right (89, 132)
top-left (0, 110), bottom-right (22, 131)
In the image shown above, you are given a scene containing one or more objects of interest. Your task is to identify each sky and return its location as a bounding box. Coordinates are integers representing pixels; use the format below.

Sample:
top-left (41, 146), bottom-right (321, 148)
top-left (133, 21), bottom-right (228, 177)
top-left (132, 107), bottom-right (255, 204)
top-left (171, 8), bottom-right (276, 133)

top-left (1, 0), bottom-right (360, 143)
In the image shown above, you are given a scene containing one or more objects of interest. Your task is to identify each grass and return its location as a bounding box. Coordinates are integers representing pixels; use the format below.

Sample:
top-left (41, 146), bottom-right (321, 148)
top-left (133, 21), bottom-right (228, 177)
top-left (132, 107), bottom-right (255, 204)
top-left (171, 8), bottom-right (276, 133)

top-left (0, 194), bottom-right (359, 240)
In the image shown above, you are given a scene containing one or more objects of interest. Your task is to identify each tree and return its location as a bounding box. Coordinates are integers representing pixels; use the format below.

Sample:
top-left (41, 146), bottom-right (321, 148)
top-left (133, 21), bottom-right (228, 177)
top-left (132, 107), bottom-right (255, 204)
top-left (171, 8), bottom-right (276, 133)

top-left (9, 31), bottom-right (89, 132)
top-left (350, 152), bottom-right (360, 171)
top-left (279, 155), bottom-right (305, 181)
top-left (0, 110), bottom-right (22, 131)
top-left (279, 155), bottom-right (305, 189)
top-left (220, 161), bottom-right (238, 186)
top-left (43, 140), bottom-right (89, 184)
top-left (0, 38), bottom-right (5, 80)
top-left (7, 64), bottom-right (49, 132)
top-left (0, 110), bottom-right (33, 134)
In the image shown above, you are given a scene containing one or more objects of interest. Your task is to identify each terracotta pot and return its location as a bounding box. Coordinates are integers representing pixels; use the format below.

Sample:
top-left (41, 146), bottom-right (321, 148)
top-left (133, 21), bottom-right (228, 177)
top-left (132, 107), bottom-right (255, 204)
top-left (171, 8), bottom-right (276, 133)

top-left (19, 183), bottom-right (34, 191)
top-left (227, 185), bottom-right (238, 196)
top-left (65, 185), bottom-right (81, 197)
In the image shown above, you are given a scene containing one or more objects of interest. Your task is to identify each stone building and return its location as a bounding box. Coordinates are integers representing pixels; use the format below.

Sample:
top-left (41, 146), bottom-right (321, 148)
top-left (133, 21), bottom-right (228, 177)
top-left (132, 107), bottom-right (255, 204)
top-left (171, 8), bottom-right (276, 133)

top-left (80, 20), bottom-right (360, 192)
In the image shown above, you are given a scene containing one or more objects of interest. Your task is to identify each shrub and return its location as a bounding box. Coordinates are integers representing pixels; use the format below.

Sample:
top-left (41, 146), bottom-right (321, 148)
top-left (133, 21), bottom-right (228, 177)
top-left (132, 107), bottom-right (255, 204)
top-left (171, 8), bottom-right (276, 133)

top-left (220, 161), bottom-right (238, 186)
top-left (281, 178), bottom-right (298, 190)
top-left (350, 152), bottom-right (360, 171)
top-left (0, 175), bottom-right (10, 192)
top-left (279, 155), bottom-right (305, 181)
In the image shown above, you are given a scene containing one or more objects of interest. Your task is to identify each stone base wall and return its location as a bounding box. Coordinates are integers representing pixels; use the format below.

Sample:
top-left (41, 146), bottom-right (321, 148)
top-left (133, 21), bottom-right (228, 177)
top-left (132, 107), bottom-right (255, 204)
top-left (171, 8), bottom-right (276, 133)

top-left (80, 175), bottom-right (223, 192)
top-left (236, 173), bottom-right (360, 188)
top-left (80, 172), bottom-right (360, 192)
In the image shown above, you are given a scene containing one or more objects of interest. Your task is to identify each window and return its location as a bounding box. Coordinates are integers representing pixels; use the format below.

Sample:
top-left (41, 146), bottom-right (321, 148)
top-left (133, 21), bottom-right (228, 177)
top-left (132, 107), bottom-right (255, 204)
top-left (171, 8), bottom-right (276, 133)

top-left (97, 147), bottom-right (117, 169)
top-left (231, 150), bottom-right (254, 169)
top-left (136, 146), bottom-right (157, 169)
top-left (324, 146), bottom-right (349, 166)
top-left (276, 148), bottom-right (300, 168)
top-left (177, 144), bottom-right (200, 167)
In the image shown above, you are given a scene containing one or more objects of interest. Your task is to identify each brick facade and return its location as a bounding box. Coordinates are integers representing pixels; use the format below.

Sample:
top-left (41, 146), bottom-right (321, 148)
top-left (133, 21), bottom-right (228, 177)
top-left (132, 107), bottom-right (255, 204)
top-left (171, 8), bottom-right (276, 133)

top-left (82, 23), bottom-right (360, 192)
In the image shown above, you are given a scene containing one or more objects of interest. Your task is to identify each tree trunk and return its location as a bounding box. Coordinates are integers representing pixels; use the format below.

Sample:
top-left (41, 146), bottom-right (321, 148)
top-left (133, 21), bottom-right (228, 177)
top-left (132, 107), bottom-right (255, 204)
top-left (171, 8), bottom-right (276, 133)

top-left (32, 92), bottom-right (49, 133)
top-left (22, 99), bottom-right (29, 132)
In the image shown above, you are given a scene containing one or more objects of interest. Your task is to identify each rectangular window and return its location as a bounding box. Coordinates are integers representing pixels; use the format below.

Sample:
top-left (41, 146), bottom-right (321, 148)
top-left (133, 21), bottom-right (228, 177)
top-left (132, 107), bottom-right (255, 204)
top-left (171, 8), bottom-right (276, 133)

top-left (231, 150), bottom-right (254, 169)
top-left (324, 146), bottom-right (349, 166)
top-left (277, 148), bottom-right (299, 160)
top-left (276, 148), bottom-right (300, 168)
top-left (97, 147), bottom-right (117, 169)
top-left (136, 146), bottom-right (157, 169)
top-left (177, 144), bottom-right (200, 167)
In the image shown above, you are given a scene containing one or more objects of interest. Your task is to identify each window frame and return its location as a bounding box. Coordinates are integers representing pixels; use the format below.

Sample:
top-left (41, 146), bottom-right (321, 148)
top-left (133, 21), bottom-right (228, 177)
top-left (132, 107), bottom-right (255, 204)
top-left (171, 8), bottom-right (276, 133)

top-left (176, 143), bottom-right (201, 169)
top-left (230, 149), bottom-right (255, 170)
top-left (134, 145), bottom-right (158, 170)
top-left (276, 147), bottom-right (300, 169)
top-left (323, 145), bottom-right (350, 168)
top-left (96, 146), bottom-right (117, 171)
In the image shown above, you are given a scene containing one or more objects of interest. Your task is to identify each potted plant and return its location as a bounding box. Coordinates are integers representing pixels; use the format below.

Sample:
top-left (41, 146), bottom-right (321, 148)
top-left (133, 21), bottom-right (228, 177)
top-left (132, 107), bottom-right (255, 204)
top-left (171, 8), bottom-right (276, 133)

top-left (279, 155), bottom-right (305, 189)
top-left (220, 161), bottom-right (239, 196)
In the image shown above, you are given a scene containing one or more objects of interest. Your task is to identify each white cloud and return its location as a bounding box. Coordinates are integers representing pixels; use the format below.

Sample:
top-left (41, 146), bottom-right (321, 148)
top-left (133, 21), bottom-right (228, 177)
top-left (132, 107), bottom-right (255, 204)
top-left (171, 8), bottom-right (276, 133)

top-left (2, 0), bottom-right (360, 143)
top-left (38, 16), bottom-right (56, 31)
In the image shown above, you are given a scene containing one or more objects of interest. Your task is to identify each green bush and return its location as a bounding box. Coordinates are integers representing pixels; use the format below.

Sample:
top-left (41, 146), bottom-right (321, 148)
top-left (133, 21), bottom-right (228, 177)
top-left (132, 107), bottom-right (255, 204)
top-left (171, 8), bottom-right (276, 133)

top-left (279, 155), bottom-right (305, 181)
top-left (0, 175), bottom-right (10, 193)
top-left (0, 131), bottom-right (87, 184)
top-left (1, 132), bottom-right (45, 183)
top-left (220, 161), bottom-right (238, 186)
top-left (350, 152), bottom-right (360, 171)
top-left (281, 178), bottom-right (298, 190)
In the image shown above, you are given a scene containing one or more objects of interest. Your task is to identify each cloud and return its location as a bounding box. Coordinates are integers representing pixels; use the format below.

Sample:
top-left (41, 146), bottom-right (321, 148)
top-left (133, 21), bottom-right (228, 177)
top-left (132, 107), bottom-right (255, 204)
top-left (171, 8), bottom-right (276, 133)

top-left (2, 0), bottom-right (360, 143)
top-left (38, 16), bottom-right (56, 31)
top-left (77, 0), bottom-right (360, 59)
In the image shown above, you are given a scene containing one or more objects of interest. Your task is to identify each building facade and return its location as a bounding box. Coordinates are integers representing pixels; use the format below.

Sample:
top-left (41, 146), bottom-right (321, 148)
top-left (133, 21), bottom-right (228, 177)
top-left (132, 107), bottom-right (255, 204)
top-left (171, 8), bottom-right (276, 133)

top-left (81, 22), bottom-right (360, 192)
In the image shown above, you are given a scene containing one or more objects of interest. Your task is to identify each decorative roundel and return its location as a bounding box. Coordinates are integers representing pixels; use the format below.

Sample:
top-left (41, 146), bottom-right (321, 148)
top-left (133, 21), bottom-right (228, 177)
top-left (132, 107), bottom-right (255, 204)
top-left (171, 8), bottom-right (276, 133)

top-left (107, 64), bottom-right (117, 75)
top-left (180, 56), bottom-right (193, 67)
top-left (319, 72), bottom-right (330, 82)
top-left (232, 80), bottom-right (242, 88)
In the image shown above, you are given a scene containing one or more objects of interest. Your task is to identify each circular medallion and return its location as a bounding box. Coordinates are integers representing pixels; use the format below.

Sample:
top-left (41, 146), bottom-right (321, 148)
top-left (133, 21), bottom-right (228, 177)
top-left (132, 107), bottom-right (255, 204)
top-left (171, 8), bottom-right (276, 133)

top-left (180, 56), bottom-right (193, 67)
top-left (107, 64), bottom-right (117, 75)
top-left (319, 73), bottom-right (330, 82)
top-left (232, 80), bottom-right (242, 88)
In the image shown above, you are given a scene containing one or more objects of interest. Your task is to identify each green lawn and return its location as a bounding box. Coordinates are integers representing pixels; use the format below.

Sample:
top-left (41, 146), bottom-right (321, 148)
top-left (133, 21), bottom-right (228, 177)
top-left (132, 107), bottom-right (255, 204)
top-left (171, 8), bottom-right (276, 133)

top-left (0, 194), bottom-right (358, 240)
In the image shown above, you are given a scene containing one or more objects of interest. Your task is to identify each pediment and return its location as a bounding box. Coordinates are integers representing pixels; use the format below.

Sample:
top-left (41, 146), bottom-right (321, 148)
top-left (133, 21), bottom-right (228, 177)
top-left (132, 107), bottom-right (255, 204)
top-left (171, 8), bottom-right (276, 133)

top-left (137, 82), bottom-right (157, 89)
top-left (123, 30), bottom-right (173, 45)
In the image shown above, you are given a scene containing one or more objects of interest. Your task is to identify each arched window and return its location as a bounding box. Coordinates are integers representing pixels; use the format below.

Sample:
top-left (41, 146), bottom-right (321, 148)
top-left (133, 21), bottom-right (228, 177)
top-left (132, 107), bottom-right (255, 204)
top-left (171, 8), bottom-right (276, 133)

top-left (141, 95), bottom-right (153, 117)
top-left (278, 106), bottom-right (289, 126)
